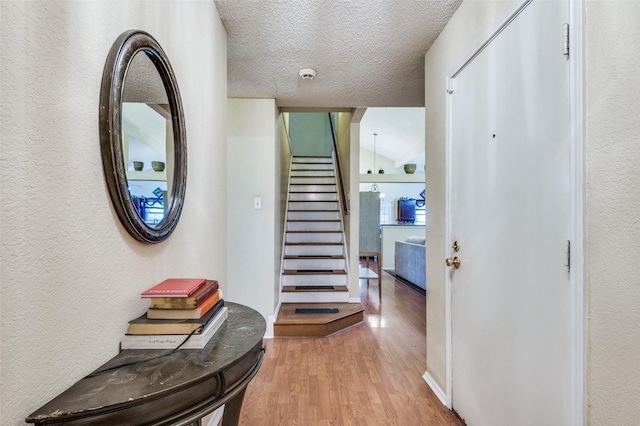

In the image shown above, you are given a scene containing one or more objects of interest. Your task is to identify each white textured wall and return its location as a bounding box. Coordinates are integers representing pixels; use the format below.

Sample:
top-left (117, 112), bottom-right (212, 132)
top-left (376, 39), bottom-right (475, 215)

top-left (423, 0), bottom-right (512, 391)
top-left (0, 1), bottom-right (227, 424)
top-left (585, 1), bottom-right (640, 424)
top-left (227, 99), bottom-right (279, 321)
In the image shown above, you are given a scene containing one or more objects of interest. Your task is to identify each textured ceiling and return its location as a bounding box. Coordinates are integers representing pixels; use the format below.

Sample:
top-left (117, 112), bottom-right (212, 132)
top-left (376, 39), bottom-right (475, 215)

top-left (214, 0), bottom-right (462, 109)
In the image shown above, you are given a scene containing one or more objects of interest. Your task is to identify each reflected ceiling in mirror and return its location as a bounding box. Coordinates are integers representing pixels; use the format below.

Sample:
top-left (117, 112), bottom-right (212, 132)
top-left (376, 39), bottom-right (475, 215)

top-left (100, 30), bottom-right (186, 243)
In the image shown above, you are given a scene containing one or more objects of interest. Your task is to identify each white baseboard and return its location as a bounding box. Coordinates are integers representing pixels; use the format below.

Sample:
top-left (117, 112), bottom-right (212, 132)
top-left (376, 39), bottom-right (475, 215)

top-left (349, 297), bottom-right (361, 303)
top-left (264, 315), bottom-right (275, 339)
top-left (422, 371), bottom-right (449, 408)
top-left (264, 302), bottom-right (282, 339)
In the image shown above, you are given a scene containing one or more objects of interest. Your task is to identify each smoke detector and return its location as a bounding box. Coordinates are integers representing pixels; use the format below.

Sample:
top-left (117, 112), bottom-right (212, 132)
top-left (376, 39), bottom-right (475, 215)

top-left (299, 68), bottom-right (317, 80)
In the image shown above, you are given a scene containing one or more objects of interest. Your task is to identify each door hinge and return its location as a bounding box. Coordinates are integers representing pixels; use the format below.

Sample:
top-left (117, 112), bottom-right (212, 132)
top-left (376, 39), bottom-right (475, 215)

top-left (447, 78), bottom-right (455, 94)
top-left (563, 23), bottom-right (570, 56)
top-left (565, 240), bottom-right (571, 272)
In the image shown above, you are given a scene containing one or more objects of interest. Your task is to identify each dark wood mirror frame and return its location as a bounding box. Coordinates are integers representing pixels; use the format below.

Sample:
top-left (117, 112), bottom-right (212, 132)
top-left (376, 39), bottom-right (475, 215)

top-left (99, 30), bottom-right (187, 244)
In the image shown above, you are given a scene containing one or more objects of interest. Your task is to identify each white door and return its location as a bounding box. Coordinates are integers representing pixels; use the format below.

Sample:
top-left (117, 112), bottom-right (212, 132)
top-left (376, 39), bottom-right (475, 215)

top-left (448, 1), bottom-right (571, 425)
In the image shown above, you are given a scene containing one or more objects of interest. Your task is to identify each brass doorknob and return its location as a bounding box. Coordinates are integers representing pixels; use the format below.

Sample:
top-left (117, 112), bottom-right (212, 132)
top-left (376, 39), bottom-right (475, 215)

top-left (446, 257), bottom-right (461, 269)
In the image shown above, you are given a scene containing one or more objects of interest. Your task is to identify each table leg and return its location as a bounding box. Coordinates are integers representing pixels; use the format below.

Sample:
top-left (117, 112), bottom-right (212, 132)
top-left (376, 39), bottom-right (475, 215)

top-left (378, 253), bottom-right (382, 300)
top-left (366, 257), bottom-right (370, 286)
top-left (221, 388), bottom-right (247, 426)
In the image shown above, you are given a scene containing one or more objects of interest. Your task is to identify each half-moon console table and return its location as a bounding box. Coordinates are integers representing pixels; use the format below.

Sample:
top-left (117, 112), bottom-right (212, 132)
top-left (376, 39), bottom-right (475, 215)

top-left (26, 302), bottom-right (266, 425)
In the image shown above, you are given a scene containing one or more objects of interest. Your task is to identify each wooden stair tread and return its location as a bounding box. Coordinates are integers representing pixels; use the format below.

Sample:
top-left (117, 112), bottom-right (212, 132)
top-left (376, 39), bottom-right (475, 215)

top-left (281, 285), bottom-right (348, 293)
top-left (290, 176), bottom-right (335, 179)
top-left (274, 303), bottom-right (364, 337)
top-left (284, 255), bottom-right (345, 259)
top-left (288, 209), bottom-right (340, 212)
top-left (283, 269), bottom-right (346, 275)
top-left (286, 230), bottom-right (342, 234)
top-left (285, 242), bottom-right (342, 246)
top-left (276, 303), bottom-right (362, 323)
top-left (289, 191), bottom-right (338, 193)
top-left (287, 220), bottom-right (340, 223)
top-left (290, 183), bottom-right (336, 185)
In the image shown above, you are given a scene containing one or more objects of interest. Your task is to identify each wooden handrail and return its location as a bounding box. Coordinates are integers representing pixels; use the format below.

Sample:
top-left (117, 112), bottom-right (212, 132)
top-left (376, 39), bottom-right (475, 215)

top-left (328, 113), bottom-right (350, 216)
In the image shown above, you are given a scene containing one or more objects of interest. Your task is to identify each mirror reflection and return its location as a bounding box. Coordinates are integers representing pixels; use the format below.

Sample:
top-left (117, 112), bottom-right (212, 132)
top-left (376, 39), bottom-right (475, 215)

top-left (122, 51), bottom-right (174, 228)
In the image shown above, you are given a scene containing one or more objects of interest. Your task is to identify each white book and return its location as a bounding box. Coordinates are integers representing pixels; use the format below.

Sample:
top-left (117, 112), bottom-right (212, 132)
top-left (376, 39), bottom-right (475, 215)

top-left (120, 307), bottom-right (228, 350)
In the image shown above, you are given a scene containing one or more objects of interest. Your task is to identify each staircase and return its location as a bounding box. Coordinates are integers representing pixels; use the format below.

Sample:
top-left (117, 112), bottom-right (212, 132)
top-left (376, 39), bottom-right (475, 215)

top-left (275, 156), bottom-right (363, 336)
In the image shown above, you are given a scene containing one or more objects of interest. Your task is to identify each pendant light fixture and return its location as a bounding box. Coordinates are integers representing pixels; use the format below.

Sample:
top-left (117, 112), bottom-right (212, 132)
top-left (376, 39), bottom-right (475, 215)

top-left (370, 133), bottom-right (379, 192)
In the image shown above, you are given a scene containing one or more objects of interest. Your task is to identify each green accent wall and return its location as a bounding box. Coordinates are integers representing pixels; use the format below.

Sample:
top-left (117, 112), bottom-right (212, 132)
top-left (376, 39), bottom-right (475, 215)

top-left (289, 112), bottom-right (333, 156)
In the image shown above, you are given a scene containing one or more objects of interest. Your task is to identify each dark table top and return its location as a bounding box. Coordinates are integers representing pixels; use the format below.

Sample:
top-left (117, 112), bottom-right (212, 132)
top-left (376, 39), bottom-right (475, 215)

top-left (26, 302), bottom-right (266, 425)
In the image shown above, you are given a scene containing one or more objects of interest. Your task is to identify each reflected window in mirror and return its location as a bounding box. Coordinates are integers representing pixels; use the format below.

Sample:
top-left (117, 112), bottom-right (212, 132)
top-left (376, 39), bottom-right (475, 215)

top-left (99, 30), bottom-right (186, 243)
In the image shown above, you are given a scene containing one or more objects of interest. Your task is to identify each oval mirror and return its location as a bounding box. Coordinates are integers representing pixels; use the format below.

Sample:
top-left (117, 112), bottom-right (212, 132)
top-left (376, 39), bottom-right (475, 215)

top-left (99, 30), bottom-right (187, 243)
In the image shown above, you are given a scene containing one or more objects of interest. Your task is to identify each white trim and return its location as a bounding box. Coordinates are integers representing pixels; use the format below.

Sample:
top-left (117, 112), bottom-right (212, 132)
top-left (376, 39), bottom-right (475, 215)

top-left (423, 371), bottom-right (448, 408)
top-left (444, 73), bottom-right (454, 409)
top-left (264, 315), bottom-right (275, 339)
top-left (278, 154), bottom-right (294, 296)
top-left (265, 301), bottom-right (282, 339)
top-left (331, 150), bottom-right (352, 291)
top-left (348, 297), bottom-right (362, 304)
top-left (568, 0), bottom-right (586, 424)
top-left (449, 0), bottom-right (532, 79)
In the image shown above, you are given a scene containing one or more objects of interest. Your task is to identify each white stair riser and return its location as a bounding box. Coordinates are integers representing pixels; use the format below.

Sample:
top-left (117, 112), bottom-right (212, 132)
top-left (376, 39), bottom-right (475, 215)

top-left (283, 258), bottom-right (346, 270)
top-left (290, 177), bottom-right (336, 185)
top-left (293, 157), bottom-right (332, 164)
top-left (286, 233), bottom-right (342, 243)
top-left (287, 222), bottom-right (341, 231)
top-left (291, 170), bottom-right (335, 177)
top-left (288, 201), bottom-right (338, 210)
top-left (289, 193), bottom-right (337, 201)
top-left (288, 211), bottom-right (340, 220)
top-left (282, 274), bottom-right (348, 286)
top-left (292, 163), bottom-right (333, 170)
top-left (280, 292), bottom-right (349, 303)
top-left (285, 245), bottom-right (343, 256)
top-left (290, 184), bottom-right (337, 193)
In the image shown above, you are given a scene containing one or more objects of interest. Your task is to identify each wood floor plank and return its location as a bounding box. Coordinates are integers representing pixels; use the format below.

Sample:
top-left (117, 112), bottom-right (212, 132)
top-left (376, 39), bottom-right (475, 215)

top-left (239, 261), bottom-right (465, 425)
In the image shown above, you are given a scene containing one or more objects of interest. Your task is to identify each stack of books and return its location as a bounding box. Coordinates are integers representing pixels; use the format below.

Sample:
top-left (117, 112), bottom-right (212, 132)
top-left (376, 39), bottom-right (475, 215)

top-left (120, 278), bottom-right (227, 350)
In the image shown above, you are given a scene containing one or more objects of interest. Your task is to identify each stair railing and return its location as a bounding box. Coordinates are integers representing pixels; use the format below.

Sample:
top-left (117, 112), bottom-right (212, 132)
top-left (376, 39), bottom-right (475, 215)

top-left (328, 113), bottom-right (350, 216)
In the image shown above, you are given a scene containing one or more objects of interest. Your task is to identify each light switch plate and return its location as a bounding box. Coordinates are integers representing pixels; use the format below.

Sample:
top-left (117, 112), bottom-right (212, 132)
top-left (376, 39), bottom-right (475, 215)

top-left (253, 197), bottom-right (262, 210)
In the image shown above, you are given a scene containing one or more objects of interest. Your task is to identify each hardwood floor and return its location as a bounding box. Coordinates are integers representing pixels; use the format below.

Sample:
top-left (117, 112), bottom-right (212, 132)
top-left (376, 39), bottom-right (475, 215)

top-left (238, 261), bottom-right (465, 426)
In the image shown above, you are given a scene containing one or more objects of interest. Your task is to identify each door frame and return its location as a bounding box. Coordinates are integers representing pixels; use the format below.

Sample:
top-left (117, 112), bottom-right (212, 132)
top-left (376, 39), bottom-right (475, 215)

top-left (442, 0), bottom-right (585, 424)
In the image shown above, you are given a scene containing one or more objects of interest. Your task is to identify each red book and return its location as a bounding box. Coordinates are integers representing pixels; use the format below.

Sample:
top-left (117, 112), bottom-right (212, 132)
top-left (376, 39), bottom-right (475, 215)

top-left (141, 278), bottom-right (206, 298)
top-left (148, 280), bottom-right (219, 309)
